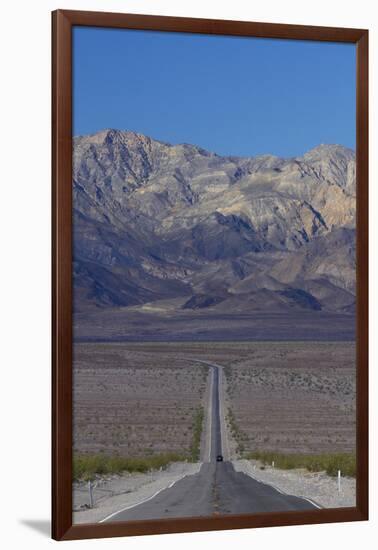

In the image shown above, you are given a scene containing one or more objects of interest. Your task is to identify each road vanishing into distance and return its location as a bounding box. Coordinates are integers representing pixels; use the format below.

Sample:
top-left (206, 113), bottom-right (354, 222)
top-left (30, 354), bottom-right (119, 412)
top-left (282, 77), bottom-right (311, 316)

top-left (103, 361), bottom-right (317, 522)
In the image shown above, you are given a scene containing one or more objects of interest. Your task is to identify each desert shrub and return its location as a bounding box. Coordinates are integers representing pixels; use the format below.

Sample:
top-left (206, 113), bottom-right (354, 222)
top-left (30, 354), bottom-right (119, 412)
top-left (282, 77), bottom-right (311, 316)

top-left (245, 451), bottom-right (356, 477)
top-left (189, 406), bottom-right (204, 462)
top-left (226, 408), bottom-right (248, 456)
top-left (73, 452), bottom-right (186, 481)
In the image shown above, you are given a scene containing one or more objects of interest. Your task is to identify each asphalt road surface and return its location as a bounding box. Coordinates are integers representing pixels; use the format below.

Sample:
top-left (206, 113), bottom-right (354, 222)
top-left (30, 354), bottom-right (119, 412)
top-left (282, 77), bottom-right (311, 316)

top-left (104, 362), bottom-right (317, 522)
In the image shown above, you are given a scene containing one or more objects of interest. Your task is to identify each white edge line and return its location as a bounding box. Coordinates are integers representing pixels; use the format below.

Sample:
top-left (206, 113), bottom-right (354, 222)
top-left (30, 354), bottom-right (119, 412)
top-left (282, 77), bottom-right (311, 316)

top-left (207, 368), bottom-right (213, 462)
top-left (300, 497), bottom-right (323, 509)
top-left (99, 465), bottom-right (202, 523)
top-left (240, 466), bottom-right (323, 509)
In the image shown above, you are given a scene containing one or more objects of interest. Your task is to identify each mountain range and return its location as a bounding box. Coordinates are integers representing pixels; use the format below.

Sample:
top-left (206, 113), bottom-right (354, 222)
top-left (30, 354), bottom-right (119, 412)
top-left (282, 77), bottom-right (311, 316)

top-left (73, 129), bottom-right (356, 341)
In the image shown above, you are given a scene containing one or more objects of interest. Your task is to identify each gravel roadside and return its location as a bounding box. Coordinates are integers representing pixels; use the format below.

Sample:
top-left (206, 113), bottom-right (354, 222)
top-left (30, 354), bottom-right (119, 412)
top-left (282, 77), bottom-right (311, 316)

top-left (201, 366), bottom-right (213, 462)
top-left (233, 459), bottom-right (356, 509)
top-left (73, 461), bottom-right (201, 524)
top-left (218, 366), bottom-right (231, 460)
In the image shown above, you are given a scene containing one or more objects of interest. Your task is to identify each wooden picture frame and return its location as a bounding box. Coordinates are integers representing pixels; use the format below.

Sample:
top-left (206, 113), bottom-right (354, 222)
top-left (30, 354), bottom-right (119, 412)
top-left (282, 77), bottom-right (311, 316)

top-left (52, 9), bottom-right (368, 541)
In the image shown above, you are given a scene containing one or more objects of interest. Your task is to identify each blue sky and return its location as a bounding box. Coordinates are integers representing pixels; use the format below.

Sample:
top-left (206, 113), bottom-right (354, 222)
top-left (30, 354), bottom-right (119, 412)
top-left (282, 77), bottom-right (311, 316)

top-left (73, 27), bottom-right (356, 157)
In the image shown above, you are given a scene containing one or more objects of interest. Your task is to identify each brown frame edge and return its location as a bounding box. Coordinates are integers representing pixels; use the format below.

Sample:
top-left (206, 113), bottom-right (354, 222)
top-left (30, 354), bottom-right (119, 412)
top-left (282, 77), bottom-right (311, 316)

top-left (52, 9), bottom-right (369, 541)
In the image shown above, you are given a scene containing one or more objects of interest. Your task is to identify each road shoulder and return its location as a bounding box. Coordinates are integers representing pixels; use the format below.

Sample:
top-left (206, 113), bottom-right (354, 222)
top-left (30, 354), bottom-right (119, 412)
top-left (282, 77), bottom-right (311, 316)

top-left (73, 461), bottom-right (201, 524)
top-left (233, 459), bottom-right (356, 509)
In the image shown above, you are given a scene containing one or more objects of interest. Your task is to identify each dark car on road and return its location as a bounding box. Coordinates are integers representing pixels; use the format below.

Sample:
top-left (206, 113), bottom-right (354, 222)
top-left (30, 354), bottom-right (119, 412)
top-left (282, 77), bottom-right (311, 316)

top-left (216, 454), bottom-right (223, 462)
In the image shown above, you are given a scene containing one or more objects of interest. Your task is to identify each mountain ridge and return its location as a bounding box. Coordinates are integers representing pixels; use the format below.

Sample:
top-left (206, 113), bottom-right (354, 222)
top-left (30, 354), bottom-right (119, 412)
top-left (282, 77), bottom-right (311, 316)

top-left (73, 128), bottom-right (356, 340)
top-left (74, 127), bottom-right (354, 159)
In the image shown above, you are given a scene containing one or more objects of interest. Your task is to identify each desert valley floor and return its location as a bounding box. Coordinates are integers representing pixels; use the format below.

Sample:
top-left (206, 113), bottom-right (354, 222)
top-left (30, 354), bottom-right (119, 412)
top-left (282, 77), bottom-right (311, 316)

top-left (74, 341), bottom-right (355, 460)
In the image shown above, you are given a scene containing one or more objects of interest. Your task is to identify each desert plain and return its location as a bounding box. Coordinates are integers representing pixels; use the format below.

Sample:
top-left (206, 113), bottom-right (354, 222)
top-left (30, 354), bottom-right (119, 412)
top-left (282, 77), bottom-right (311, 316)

top-left (73, 341), bottom-right (355, 461)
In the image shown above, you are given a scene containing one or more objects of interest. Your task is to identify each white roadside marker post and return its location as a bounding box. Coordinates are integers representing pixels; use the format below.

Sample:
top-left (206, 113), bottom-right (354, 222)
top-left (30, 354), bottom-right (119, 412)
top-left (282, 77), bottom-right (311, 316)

top-left (338, 470), bottom-right (341, 493)
top-left (272, 461), bottom-right (275, 469)
top-left (88, 480), bottom-right (94, 508)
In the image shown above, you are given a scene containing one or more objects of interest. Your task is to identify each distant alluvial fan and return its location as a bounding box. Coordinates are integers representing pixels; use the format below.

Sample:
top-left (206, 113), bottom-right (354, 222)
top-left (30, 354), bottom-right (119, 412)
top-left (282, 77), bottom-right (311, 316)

top-left (72, 129), bottom-right (356, 314)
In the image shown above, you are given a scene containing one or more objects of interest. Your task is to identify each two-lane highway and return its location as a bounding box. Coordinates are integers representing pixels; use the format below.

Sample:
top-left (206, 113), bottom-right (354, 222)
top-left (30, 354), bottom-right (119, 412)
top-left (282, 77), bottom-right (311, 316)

top-left (103, 361), bottom-right (318, 522)
top-left (210, 363), bottom-right (222, 460)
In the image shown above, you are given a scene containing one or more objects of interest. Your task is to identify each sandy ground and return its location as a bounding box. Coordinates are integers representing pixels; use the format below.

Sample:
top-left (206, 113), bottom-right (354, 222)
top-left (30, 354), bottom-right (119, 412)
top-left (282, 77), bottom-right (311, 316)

top-left (233, 459), bottom-right (356, 509)
top-left (73, 343), bottom-right (209, 458)
top-left (73, 461), bottom-right (201, 524)
top-left (224, 342), bottom-right (355, 456)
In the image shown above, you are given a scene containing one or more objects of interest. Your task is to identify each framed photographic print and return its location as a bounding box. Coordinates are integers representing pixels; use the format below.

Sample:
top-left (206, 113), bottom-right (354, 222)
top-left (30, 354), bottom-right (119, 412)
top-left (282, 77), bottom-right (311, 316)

top-left (52, 10), bottom-right (368, 541)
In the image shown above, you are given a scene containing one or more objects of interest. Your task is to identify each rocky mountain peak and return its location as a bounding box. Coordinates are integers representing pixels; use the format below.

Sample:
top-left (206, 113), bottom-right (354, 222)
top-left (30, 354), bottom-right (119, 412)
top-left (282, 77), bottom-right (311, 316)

top-left (302, 143), bottom-right (355, 161)
top-left (301, 144), bottom-right (355, 191)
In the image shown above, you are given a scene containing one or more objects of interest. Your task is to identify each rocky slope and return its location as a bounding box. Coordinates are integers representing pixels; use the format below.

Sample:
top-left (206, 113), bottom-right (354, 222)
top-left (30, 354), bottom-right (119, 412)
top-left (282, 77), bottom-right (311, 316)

top-left (73, 129), bottom-right (356, 338)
